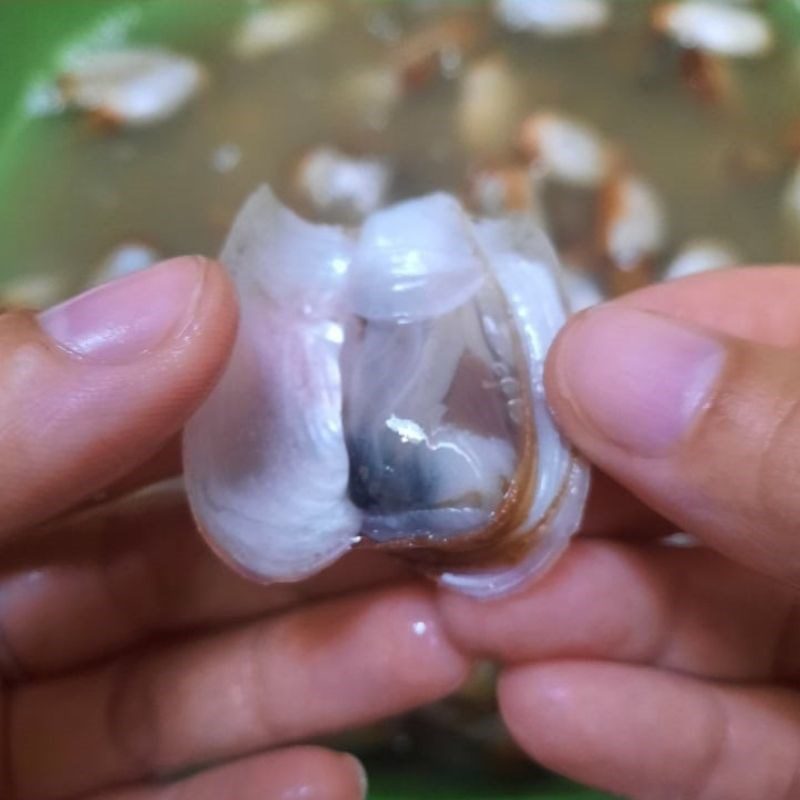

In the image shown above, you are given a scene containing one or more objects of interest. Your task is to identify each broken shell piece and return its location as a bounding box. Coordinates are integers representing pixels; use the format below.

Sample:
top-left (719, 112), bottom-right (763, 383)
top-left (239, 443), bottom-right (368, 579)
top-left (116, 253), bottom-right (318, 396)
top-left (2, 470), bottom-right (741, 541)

top-left (231, 1), bottom-right (332, 60)
top-left (653, 2), bottom-right (773, 58)
top-left (58, 48), bottom-right (205, 128)
top-left (457, 56), bottom-right (522, 160)
top-left (493, 0), bottom-right (610, 36)
top-left (293, 147), bottom-right (393, 224)
top-left (518, 112), bottom-right (611, 188)
top-left (679, 48), bottom-right (734, 106)
top-left (392, 15), bottom-right (483, 90)
top-left (599, 173), bottom-right (666, 272)
top-left (560, 266), bottom-right (605, 311)
top-left (662, 239), bottom-right (740, 281)
top-left (781, 163), bottom-right (800, 252)
top-left (183, 186), bottom-right (589, 598)
top-left (332, 67), bottom-right (403, 133)
top-left (465, 164), bottom-right (537, 216)
top-left (90, 241), bottom-right (161, 287)
top-left (0, 273), bottom-right (66, 311)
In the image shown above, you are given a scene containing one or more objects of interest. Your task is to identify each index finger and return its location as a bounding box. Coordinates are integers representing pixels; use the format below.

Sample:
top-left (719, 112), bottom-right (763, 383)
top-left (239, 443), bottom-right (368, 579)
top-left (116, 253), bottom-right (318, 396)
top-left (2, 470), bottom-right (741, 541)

top-left (546, 267), bottom-right (800, 583)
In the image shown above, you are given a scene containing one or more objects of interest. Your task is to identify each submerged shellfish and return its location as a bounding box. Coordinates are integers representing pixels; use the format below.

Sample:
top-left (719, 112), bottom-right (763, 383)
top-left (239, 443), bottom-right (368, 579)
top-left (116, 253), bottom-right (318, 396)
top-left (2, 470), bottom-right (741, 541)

top-left (58, 48), bottom-right (205, 128)
top-left (184, 187), bottom-right (588, 598)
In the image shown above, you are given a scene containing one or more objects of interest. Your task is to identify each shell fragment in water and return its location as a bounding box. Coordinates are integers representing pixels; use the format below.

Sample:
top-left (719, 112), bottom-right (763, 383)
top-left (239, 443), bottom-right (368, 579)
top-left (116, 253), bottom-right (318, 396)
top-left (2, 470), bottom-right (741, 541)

top-left (457, 56), bottom-right (522, 160)
top-left (184, 187), bottom-right (589, 598)
top-left (600, 173), bottom-right (667, 272)
top-left (653, 2), bottom-right (773, 58)
top-left (518, 112), bottom-right (612, 188)
top-left (231, 1), bottom-right (333, 60)
top-left (293, 147), bottom-right (393, 224)
top-left (662, 239), bottom-right (740, 281)
top-left (493, 0), bottom-right (611, 37)
top-left (90, 241), bottom-right (161, 287)
top-left (58, 48), bottom-right (205, 128)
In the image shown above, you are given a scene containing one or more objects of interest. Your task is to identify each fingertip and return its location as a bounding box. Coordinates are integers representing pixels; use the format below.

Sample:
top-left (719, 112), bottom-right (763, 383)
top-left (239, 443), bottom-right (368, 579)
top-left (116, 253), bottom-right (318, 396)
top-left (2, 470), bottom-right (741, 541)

top-left (498, 662), bottom-right (578, 742)
top-left (340, 753), bottom-right (369, 800)
top-left (498, 662), bottom-right (611, 785)
top-left (182, 256), bottom-right (239, 349)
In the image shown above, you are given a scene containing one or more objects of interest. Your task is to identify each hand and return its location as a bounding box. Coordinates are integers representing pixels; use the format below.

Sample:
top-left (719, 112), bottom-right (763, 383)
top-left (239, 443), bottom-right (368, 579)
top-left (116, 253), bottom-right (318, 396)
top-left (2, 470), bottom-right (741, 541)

top-left (0, 258), bottom-right (469, 800)
top-left (439, 267), bottom-right (800, 800)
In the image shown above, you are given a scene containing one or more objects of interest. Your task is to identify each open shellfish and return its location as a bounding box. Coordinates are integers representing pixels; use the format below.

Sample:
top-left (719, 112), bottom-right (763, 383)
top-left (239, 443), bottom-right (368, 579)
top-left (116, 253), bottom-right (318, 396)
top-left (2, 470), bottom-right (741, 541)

top-left (183, 187), bottom-right (589, 597)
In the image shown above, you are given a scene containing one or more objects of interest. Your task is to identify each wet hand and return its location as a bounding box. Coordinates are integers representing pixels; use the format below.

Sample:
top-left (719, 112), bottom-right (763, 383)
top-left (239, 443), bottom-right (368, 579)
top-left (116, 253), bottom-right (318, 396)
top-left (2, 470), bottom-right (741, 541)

top-left (439, 267), bottom-right (800, 800)
top-left (0, 258), bottom-right (468, 800)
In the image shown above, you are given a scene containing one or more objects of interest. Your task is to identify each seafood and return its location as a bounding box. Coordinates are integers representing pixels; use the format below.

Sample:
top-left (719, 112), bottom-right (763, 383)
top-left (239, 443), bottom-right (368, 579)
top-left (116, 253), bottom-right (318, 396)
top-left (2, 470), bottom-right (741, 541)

top-left (57, 48), bottom-right (205, 128)
top-left (653, 2), bottom-right (773, 58)
top-left (0, 274), bottom-right (65, 311)
top-left (332, 67), bottom-right (403, 134)
top-left (517, 112), bottom-right (612, 188)
top-left (600, 172), bottom-right (666, 271)
top-left (292, 147), bottom-right (393, 223)
top-left (91, 241), bottom-right (161, 286)
top-left (560, 267), bottom-right (605, 310)
top-left (493, 0), bottom-right (611, 37)
top-left (391, 15), bottom-right (483, 90)
top-left (662, 238), bottom-right (739, 281)
top-left (457, 56), bottom-right (522, 160)
top-left (184, 186), bottom-right (589, 598)
top-left (465, 164), bottom-right (537, 216)
top-left (231, 1), bottom-right (332, 60)
top-left (782, 161), bottom-right (800, 239)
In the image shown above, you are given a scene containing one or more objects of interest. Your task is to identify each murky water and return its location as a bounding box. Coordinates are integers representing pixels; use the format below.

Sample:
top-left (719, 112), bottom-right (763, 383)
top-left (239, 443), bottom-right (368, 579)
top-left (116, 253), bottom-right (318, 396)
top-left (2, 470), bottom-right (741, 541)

top-left (0, 0), bottom-right (798, 304)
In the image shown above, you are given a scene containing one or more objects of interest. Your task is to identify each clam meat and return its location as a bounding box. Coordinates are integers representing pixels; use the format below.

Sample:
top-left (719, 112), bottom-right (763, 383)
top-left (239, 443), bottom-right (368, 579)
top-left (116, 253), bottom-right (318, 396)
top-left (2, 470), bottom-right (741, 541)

top-left (183, 186), bottom-right (589, 598)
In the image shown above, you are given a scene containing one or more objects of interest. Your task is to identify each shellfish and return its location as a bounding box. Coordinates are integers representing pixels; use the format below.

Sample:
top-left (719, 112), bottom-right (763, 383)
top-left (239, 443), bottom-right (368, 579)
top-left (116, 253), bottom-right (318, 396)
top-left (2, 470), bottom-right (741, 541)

top-left (57, 48), bottom-right (205, 128)
top-left (183, 187), bottom-right (589, 598)
top-left (493, 0), bottom-right (611, 37)
top-left (652, 2), bottom-right (773, 59)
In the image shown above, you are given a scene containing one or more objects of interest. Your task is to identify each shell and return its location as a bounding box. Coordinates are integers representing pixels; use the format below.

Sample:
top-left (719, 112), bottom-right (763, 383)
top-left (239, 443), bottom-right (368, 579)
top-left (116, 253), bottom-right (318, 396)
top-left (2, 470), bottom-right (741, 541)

top-left (231, 1), bottom-right (332, 60)
top-left (58, 48), bottom-right (205, 128)
top-left (599, 172), bottom-right (666, 272)
top-left (465, 163), bottom-right (537, 216)
top-left (518, 112), bottom-right (612, 188)
top-left (292, 147), bottom-right (393, 224)
top-left (457, 56), bottom-right (522, 160)
top-left (653, 2), bottom-right (773, 58)
top-left (90, 241), bottom-right (162, 287)
top-left (560, 266), bottom-right (606, 310)
top-left (184, 186), bottom-right (589, 598)
top-left (391, 15), bottom-right (483, 90)
top-left (662, 239), bottom-right (740, 281)
top-left (493, 0), bottom-right (610, 37)
top-left (0, 274), bottom-right (66, 311)
top-left (331, 67), bottom-right (403, 134)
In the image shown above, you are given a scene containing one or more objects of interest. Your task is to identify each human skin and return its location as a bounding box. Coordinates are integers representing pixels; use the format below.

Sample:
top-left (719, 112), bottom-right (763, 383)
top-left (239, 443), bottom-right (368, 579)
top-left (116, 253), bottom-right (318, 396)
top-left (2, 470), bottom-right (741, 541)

top-left (439, 267), bottom-right (800, 800)
top-left (0, 257), bottom-right (470, 800)
top-left (5, 255), bottom-right (799, 800)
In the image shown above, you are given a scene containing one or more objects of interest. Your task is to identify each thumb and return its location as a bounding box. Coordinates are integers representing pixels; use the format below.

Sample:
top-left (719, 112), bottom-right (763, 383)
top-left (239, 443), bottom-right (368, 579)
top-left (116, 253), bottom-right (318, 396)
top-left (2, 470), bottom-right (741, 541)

top-left (0, 256), bottom-right (237, 538)
top-left (546, 305), bottom-right (800, 585)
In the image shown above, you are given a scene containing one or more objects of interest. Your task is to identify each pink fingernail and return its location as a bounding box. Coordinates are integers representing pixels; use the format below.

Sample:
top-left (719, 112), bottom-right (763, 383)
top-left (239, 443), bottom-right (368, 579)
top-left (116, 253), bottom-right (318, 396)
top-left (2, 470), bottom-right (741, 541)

top-left (554, 307), bottom-right (726, 455)
top-left (38, 257), bottom-right (206, 364)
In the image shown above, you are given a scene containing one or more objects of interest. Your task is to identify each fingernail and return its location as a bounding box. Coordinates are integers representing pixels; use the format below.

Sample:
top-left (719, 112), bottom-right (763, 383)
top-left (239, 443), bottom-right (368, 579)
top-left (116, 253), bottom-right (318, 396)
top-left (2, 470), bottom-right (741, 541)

top-left (38, 257), bottom-right (207, 364)
top-left (343, 755), bottom-right (368, 799)
top-left (553, 307), bottom-right (725, 455)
